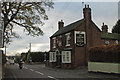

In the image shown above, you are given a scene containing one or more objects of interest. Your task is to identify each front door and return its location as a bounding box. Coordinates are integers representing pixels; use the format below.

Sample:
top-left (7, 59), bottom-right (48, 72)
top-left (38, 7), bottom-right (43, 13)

top-left (56, 51), bottom-right (61, 68)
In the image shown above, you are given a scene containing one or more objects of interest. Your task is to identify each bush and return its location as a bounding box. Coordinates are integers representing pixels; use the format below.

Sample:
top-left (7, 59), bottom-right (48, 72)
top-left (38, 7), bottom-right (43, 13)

top-left (89, 44), bottom-right (120, 63)
top-left (30, 52), bottom-right (47, 62)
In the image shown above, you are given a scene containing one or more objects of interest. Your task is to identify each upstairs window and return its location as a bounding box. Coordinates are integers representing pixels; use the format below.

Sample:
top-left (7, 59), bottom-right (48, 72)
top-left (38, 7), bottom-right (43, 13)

top-left (52, 37), bottom-right (56, 48)
top-left (65, 33), bottom-right (71, 46)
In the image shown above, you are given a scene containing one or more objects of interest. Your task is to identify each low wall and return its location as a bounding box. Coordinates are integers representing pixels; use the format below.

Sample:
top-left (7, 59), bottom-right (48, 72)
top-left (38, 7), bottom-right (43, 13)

top-left (88, 62), bottom-right (120, 74)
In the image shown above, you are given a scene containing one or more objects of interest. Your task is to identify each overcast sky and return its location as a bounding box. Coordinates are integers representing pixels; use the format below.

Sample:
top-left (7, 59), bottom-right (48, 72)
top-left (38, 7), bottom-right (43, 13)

top-left (5, 2), bottom-right (118, 56)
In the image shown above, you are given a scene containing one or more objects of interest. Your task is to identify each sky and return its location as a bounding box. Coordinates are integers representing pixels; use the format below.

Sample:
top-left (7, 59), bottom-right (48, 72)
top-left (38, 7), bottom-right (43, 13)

top-left (4, 2), bottom-right (118, 56)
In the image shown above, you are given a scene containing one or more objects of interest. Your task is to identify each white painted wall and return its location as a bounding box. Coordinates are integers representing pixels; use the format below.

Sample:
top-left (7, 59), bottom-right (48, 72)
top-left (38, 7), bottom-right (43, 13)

top-left (88, 62), bottom-right (120, 74)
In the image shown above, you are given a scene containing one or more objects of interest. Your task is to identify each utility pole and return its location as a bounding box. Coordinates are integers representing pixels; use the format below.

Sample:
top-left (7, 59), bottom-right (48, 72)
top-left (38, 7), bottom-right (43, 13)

top-left (29, 43), bottom-right (31, 52)
top-left (5, 45), bottom-right (6, 56)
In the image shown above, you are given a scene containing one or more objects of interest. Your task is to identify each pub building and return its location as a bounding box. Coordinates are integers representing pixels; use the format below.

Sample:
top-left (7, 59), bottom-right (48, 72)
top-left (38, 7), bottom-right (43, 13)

top-left (47, 5), bottom-right (120, 69)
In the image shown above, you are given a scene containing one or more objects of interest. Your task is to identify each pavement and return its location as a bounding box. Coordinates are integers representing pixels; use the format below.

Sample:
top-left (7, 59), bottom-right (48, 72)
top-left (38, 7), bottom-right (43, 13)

top-left (3, 63), bottom-right (120, 80)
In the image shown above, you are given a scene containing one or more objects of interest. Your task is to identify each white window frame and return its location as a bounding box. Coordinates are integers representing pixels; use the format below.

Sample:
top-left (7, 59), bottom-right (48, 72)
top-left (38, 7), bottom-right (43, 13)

top-left (74, 31), bottom-right (86, 44)
top-left (49, 52), bottom-right (56, 62)
top-left (52, 37), bottom-right (56, 48)
top-left (115, 40), bottom-right (119, 44)
top-left (65, 33), bottom-right (71, 46)
top-left (62, 51), bottom-right (71, 63)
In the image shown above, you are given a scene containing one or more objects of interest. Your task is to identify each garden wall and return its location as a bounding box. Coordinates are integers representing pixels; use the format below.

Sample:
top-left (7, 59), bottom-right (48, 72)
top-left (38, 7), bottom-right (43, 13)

top-left (88, 45), bottom-right (120, 74)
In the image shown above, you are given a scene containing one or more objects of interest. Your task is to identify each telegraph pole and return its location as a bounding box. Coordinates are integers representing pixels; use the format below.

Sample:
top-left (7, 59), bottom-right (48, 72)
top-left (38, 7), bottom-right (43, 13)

top-left (29, 43), bottom-right (31, 52)
top-left (5, 45), bottom-right (6, 56)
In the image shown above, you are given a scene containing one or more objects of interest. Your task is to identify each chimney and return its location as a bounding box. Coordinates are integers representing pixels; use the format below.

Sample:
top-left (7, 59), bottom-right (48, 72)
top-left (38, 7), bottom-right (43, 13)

top-left (83, 4), bottom-right (91, 20)
top-left (102, 22), bottom-right (108, 33)
top-left (58, 20), bottom-right (64, 29)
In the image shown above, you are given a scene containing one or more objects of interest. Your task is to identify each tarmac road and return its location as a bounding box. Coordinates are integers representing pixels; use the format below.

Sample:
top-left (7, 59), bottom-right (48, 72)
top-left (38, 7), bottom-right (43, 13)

top-left (3, 63), bottom-right (120, 80)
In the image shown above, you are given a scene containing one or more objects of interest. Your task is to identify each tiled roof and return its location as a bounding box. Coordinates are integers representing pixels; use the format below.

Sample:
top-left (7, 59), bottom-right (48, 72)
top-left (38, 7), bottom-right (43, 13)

top-left (101, 33), bottom-right (120, 40)
top-left (51, 19), bottom-right (85, 38)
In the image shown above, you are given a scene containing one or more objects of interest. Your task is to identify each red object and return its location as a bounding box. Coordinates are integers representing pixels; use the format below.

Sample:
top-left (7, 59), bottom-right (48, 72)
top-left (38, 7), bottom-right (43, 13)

top-left (20, 63), bottom-right (22, 66)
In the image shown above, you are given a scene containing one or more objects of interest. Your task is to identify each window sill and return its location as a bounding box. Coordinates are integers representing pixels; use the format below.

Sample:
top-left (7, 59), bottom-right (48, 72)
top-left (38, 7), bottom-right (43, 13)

top-left (53, 47), bottom-right (56, 49)
top-left (65, 44), bottom-right (70, 47)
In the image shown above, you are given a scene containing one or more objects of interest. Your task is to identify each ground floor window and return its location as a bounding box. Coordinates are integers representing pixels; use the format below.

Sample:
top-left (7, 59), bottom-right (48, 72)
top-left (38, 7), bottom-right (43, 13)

top-left (62, 51), bottom-right (71, 63)
top-left (49, 52), bottom-right (56, 62)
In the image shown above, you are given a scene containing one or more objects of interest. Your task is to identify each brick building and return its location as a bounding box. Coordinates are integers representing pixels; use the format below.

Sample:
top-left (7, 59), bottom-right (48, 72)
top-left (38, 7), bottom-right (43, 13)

top-left (47, 5), bottom-right (120, 68)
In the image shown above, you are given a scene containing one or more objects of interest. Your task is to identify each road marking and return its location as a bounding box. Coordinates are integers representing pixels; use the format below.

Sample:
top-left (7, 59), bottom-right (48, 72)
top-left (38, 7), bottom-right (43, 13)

top-left (48, 76), bottom-right (54, 78)
top-left (48, 76), bottom-right (58, 80)
top-left (30, 69), bottom-right (34, 71)
top-left (24, 67), bottom-right (28, 69)
top-left (48, 76), bottom-right (56, 80)
top-left (35, 71), bottom-right (44, 75)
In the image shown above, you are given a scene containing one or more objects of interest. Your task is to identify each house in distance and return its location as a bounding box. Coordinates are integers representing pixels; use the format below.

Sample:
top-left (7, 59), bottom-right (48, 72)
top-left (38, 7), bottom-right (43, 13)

top-left (47, 4), bottom-right (120, 69)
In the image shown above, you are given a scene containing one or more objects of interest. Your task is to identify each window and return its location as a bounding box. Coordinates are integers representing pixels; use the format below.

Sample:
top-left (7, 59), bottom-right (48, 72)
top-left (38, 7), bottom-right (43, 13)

top-left (52, 37), bottom-right (56, 48)
top-left (65, 33), bottom-right (71, 46)
top-left (115, 40), bottom-right (118, 44)
top-left (105, 41), bottom-right (110, 45)
top-left (62, 51), bottom-right (71, 63)
top-left (49, 52), bottom-right (56, 62)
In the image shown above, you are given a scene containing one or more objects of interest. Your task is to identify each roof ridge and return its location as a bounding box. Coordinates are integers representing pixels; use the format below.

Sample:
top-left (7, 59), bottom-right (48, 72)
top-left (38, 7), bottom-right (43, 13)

top-left (50, 19), bottom-right (85, 38)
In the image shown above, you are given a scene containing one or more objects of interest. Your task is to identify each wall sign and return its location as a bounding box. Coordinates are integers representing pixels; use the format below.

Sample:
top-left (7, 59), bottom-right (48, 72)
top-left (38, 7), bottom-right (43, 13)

top-left (76, 34), bottom-right (84, 46)
top-left (75, 31), bottom-right (86, 47)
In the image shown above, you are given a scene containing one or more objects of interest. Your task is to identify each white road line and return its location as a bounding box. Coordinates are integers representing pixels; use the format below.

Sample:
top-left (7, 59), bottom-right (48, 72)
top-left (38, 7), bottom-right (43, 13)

top-left (24, 67), bottom-right (28, 69)
top-left (35, 71), bottom-right (44, 75)
top-left (30, 69), bottom-right (34, 71)
top-left (48, 76), bottom-right (54, 79)
top-left (48, 76), bottom-right (58, 80)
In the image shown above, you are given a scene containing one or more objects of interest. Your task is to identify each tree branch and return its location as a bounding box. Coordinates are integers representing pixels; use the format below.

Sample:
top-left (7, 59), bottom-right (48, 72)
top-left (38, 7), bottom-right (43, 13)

top-left (8, 2), bottom-right (21, 24)
top-left (12, 20), bottom-right (27, 28)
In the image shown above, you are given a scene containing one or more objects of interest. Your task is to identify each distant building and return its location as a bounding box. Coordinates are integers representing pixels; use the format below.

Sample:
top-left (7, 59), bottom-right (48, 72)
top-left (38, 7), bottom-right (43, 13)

top-left (47, 5), bottom-right (120, 69)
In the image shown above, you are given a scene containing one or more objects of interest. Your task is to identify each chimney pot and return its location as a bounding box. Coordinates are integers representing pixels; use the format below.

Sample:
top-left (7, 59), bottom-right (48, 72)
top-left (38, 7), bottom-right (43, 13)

top-left (102, 23), bottom-right (108, 33)
top-left (103, 22), bottom-right (104, 26)
top-left (85, 4), bottom-right (86, 8)
top-left (83, 4), bottom-right (91, 20)
top-left (87, 5), bottom-right (89, 8)
top-left (58, 20), bottom-right (64, 29)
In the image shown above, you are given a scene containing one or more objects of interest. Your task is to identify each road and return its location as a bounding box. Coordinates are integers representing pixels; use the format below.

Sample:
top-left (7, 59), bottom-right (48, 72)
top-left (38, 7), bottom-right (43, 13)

top-left (3, 63), bottom-right (120, 80)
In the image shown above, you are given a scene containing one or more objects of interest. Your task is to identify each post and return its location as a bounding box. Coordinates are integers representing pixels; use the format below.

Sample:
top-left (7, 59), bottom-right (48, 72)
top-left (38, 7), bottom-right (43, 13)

top-left (29, 43), bottom-right (31, 52)
top-left (5, 46), bottom-right (6, 56)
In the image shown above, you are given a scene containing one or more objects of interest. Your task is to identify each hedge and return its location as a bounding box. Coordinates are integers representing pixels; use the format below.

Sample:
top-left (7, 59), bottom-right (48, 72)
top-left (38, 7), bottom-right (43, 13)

top-left (89, 44), bottom-right (120, 63)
